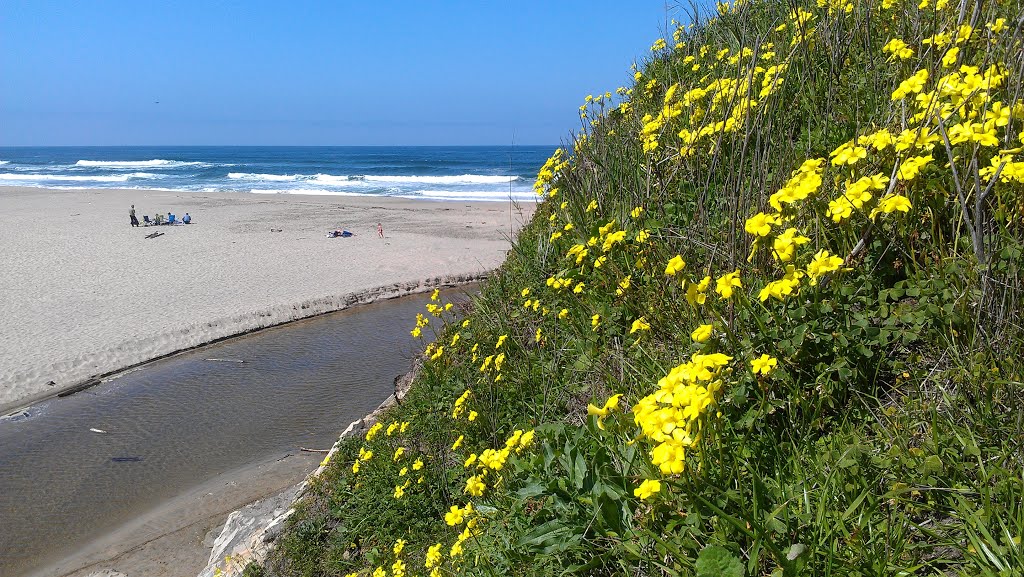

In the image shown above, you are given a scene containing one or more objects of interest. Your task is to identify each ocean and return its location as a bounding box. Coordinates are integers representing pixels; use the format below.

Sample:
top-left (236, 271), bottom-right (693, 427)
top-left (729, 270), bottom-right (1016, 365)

top-left (0, 146), bottom-right (555, 202)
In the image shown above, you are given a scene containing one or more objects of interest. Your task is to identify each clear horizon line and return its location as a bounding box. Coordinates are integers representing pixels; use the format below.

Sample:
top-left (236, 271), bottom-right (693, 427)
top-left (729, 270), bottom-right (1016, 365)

top-left (0, 143), bottom-right (562, 149)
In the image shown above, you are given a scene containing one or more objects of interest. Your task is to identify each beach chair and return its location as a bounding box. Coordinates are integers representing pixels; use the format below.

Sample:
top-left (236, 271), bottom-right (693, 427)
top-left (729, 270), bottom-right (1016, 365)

top-left (143, 215), bottom-right (153, 226)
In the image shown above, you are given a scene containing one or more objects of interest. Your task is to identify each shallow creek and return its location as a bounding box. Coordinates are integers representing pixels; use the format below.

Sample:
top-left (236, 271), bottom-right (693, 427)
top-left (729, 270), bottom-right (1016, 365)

top-left (0, 287), bottom-right (468, 577)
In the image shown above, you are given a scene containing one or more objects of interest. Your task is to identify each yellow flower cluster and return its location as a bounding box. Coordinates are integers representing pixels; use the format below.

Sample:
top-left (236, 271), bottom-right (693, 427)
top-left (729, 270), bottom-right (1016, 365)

top-left (633, 352), bottom-right (732, 474)
top-left (533, 148), bottom-right (568, 196)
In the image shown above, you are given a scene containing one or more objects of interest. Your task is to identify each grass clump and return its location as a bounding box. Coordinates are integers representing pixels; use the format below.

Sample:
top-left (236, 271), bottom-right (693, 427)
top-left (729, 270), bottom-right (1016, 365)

top-left (263, 0), bottom-right (1024, 575)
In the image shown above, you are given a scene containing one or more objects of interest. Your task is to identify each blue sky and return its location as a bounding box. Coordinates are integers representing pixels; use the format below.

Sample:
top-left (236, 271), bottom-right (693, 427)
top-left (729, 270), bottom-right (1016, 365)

top-left (1, 1), bottom-right (693, 146)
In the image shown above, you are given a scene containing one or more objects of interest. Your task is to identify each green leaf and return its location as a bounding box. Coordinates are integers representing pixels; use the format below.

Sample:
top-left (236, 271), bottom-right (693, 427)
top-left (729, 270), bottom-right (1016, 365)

top-left (696, 545), bottom-right (744, 577)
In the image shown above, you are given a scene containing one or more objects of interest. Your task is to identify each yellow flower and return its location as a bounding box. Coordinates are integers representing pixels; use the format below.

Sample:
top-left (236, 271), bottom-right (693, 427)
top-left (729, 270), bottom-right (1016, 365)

top-left (587, 394), bottom-right (623, 430)
top-left (896, 155), bottom-right (933, 181)
top-left (630, 317), bottom-right (651, 334)
top-left (387, 421), bottom-right (399, 436)
top-left (394, 539), bottom-right (406, 556)
top-left (393, 484), bottom-right (405, 499)
top-left (744, 212), bottom-right (777, 236)
top-left (759, 267), bottom-right (804, 302)
top-left (468, 410), bottom-right (478, 421)
top-left (806, 249), bottom-right (844, 285)
top-left (772, 227), bottom-right (810, 262)
top-left (425, 543), bottom-right (443, 568)
top-left (393, 447), bottom-right (405, 461)
top-left (573, 282), bottom-right (586, 294)
top-left (751, 354), bottom-right (778, 375)
top-left (519, 430), bottom-right (535, 450)
top-left (941, 46), bottom-right (959, 68)
top-left (830, 141), bottom-right (868, 166)
top-left (631, 206), bottom-right (644, 218)
top-left (665, 254), bottom-right (686, 275)
top-left (616, 275), bottom-right (632, 296)
top-left (465, 474), bottom-right (486, 496)
top-left (410, 327), bottom-right (422, 338)
top-left (870, 194), bottom-right (913, 219)
top-left (883, 38), bottom-right (914, 60)
top-left (464, 453), bottom-right (477, 468)
top-left (413, 458), bottom-right (424, 470)
top-left (430, 288), bottom-right (440, 301)
top-left (535, 327), bottom-right (542, 342)
top-left (520, 287), bottom-right (530, 297)
top-left (591, 314), bottom-right (601, 330)
top-left (634, 478), bottom-right (662, 500)
top-left (715, 270), bottom-right (742, 299)
top-left (558, 308), bottom-right (569, 319)
top-left (892, 69), bottom-right (929, 100)
top-left (691, 323), bottom-right (714, 342)
top-left (445, 504), bottom-right (471, 526)
top-left (365, 422), bottom-right (383, 441)
top-left (495, 334), bottom-right (507, 349)
top-left (451, 435), bottom-right (463, 450)
top-left (351, 460), bottom-right (360, 474)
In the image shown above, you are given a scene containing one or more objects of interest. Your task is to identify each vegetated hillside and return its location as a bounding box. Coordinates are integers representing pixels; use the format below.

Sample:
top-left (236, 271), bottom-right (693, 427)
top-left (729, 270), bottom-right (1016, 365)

top-left (260, 0), bottom-right (1024, 575)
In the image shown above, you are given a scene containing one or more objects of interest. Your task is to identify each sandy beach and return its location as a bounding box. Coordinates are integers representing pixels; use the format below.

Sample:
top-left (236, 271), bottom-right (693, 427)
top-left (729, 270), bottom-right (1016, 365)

top-left (0, 186), bottom-right (534, 412)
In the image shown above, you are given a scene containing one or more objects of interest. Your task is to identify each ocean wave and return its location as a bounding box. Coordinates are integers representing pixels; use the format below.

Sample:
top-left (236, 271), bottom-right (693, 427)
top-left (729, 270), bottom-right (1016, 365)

top-left (74, 159), bottom-right (203, 168)
top-left (0, 173), bottom-right (146, 182)
top-left (0, 161), bottom-right (8, 165)
top-left (227, 172), bottom-right (303, 181)
top-left (406, 189), bottom-right (536, 202)
top-left (226, 172), bottom-right (518, 187)
top-left (246, 187), bottom-right (534, 202)
top-left (362, 174), bottom-right (520, 185)
top-left (309, 174), bottom-right (357, 185)
top-left (249, 188), bottom-right (364, 197)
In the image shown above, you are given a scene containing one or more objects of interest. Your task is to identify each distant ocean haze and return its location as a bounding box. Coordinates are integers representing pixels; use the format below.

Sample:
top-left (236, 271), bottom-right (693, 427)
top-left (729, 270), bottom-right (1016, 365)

top-left (0, 146), bottom-right (555, 202)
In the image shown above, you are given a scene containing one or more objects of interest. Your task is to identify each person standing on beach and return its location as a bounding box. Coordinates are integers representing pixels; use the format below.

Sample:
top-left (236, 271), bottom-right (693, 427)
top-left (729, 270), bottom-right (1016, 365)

top-left (129, 205), bottom-right (139, 227)
top-left (377, 222), bottom-right (384, 238)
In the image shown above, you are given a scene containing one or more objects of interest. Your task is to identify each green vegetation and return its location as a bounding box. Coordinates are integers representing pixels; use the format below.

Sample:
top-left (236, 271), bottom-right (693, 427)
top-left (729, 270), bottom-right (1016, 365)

top-left (261, 0), bottom-right (1024, 575)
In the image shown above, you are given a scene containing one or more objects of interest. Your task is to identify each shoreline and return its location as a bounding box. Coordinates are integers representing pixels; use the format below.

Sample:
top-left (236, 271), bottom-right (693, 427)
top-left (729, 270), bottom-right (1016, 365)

top-left (0, 273), bottom-right (483, 416)
top-left (0, 186), bottom-right (534, 411)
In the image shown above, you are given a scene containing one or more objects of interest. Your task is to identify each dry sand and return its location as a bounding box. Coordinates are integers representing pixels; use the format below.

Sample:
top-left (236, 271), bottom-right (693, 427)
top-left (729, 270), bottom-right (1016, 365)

top-left (0, 186), bottom-right (534, 412)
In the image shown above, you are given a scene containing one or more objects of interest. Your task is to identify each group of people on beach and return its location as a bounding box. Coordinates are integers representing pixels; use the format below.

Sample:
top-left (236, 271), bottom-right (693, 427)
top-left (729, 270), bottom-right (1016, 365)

top-left (327, 223), bottom-right (385, 238)
top-left (129, 204), bottom-right (191, 227)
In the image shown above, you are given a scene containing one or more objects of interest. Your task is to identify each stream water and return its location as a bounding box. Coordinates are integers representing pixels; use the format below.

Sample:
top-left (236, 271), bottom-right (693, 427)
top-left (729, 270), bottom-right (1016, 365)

top-left (0, 287), bottom-right (468, 577)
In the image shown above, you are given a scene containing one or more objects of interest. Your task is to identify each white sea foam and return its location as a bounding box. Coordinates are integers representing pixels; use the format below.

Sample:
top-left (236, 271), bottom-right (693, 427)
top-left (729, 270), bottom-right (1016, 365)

top-left (228, 172), bottom-right (517, 187)
top-left (227, 172), bottom-right (302, 181)
top-left (249, 188), bottom-right (363, 197)
top-left (406, 189), bottom-right (535, 202)
top-left (0, 161), bottom-right (8, 165)
top-left (247, 187), bottom-right (532, 202)
top-left (74, 159), bottom-right (203, 168)
top-left (362, 174), bottom-right (519, 185)
top-left (0, 173), bottom-right (134, 182)
top-left (309, 174), bottom-right (357, 186)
